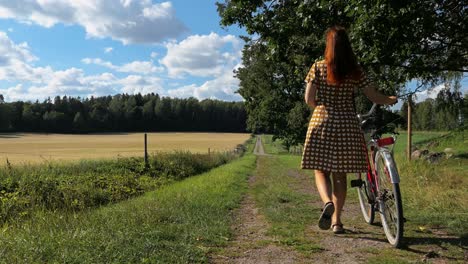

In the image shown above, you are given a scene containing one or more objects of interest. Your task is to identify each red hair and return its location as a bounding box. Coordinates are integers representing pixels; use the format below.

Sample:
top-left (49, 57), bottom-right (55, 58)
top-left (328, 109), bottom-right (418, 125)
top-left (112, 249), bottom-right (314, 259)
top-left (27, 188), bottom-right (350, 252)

top-left (324, 26), bottom-right (361, 85)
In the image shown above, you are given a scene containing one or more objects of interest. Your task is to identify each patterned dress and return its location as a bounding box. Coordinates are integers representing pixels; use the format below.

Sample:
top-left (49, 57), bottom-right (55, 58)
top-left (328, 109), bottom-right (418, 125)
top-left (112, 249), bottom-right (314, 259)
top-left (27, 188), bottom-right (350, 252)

top-left (301, 60), bottom-right (368, 173)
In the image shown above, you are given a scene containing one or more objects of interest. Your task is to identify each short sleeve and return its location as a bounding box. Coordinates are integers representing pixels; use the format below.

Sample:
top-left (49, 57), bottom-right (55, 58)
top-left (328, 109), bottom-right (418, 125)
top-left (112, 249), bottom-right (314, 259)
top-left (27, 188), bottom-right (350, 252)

top-left (304, 63), bottom-right (319, 84)
top-left (357, 70), bottom-right (373, 91)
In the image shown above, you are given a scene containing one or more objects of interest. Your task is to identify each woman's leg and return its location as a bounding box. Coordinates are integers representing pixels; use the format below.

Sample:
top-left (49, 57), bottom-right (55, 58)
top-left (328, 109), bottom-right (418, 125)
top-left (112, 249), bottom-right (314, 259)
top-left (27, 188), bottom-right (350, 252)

top-left (331, 172), bottom-right (347, 225)
top-left (315, 170), bottom-right (332, 204)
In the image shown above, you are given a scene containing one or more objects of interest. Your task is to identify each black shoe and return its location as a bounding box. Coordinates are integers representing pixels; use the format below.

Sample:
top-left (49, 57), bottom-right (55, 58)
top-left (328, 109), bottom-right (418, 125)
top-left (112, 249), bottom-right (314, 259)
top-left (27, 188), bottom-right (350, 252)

top-left (332, 224), bottom-right (345, 234)
top-left (318, 202), bottom-right (334, 230)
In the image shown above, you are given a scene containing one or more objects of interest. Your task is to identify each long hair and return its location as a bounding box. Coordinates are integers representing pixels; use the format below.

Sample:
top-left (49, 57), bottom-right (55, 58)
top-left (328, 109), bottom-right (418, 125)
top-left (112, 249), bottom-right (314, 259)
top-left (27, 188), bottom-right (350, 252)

top-left (324, 26), bottom-right (360, 85)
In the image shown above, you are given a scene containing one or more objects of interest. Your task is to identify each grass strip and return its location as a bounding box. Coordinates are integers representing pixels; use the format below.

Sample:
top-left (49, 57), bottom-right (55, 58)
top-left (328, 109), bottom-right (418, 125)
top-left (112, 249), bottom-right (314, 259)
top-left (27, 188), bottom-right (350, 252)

top-left (0, 154), bottom-right (256, 263)
top-left (251, 154), bottom-right (323, 255)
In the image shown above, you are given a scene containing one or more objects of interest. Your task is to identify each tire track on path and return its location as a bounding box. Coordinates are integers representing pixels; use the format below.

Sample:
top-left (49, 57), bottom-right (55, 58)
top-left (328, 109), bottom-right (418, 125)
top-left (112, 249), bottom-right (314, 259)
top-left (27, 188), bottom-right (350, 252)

top-left (211, 136), bottom-right (466, 263)
top-left (211, 136), bottom-right (302, 263)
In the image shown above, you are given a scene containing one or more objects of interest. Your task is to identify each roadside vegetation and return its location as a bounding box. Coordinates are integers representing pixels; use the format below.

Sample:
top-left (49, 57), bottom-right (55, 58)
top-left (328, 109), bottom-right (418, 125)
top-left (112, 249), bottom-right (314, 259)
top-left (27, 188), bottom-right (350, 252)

top-left (0, 153), bottom-right (257, 263)
top-left (0, 136), bottom-right (253, 226)
top-left (395, 128), bottom-right (468, 236)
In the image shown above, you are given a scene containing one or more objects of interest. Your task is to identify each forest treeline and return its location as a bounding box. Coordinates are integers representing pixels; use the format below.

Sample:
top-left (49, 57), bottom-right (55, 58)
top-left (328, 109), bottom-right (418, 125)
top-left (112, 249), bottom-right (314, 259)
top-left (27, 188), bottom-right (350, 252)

top-left (0, 93), bottom-right (247, 133)
top-left (400, 85), bottom-right (467, 131)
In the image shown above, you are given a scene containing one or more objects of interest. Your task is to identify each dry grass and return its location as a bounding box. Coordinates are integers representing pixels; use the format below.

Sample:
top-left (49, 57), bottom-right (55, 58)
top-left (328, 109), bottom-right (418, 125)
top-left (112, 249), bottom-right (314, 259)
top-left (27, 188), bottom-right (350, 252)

top-left (0, 132), bottom-right (251, 165)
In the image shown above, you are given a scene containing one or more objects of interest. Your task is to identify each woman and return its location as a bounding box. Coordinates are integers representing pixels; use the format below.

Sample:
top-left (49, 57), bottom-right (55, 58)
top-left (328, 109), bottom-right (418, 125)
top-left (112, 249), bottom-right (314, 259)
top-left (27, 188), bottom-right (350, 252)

top-left (302, 26), bottom-right (397, 234)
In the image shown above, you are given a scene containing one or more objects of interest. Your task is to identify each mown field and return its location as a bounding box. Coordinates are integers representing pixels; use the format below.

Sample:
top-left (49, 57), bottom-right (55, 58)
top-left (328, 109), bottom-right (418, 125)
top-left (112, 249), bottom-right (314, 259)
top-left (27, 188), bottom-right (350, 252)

top-left (0, 132), bottom-right (251, 165)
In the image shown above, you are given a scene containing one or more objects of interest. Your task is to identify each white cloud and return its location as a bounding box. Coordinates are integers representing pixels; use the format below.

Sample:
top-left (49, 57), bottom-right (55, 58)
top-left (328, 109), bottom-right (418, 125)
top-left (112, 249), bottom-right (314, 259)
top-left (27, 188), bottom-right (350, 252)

top-left (161, 32), bottom-right (242, 78)
top-left (1, 84), bottom-right (36, 101)
top-left (82, 57), bottom-right (163, 74)
top-left (0, 30), bottom-right (245, 102)
top-left (0, 31), bottom-right (36, 63)
top-left (119, 60), bottom-right (163, 74)
top-left (0, 32), bottom-right (161, 101)
top-left (0, 1), bottom-right (187, 44)
top-left (168, 64), bottom-right (243, 101)
top-left (413, 84), bottom-right (445, 103)
top-left (104, 47), bottom-right (113, 53)
top-left (0, 31), bottom-right (56, 83)
top-left (82, 58), bottom-right (115, 69)
top-left (119, 75), bottom-right (163, 95)
top-left (150, 52), bottom-right (158, 58)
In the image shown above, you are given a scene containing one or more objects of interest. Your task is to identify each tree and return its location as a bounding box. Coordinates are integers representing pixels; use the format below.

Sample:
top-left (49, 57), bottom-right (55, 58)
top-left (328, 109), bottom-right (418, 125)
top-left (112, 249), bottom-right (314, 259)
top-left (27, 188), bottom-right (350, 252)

top-left (0, 96), bottom-right (12, 131)
top-left (217, 0), bottom-right (467, 145)
top-left (73, 112), bottom-right (87, 132)
top-left (413, 100), bottom-right (434, 130)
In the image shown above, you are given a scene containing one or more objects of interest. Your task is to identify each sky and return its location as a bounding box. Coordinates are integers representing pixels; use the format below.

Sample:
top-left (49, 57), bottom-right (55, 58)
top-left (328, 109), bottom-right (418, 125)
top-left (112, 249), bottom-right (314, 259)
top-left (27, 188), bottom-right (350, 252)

top-left (0, 0), bottom-right (466, 104)
top-left (0, 0), bottom-right (245, 102)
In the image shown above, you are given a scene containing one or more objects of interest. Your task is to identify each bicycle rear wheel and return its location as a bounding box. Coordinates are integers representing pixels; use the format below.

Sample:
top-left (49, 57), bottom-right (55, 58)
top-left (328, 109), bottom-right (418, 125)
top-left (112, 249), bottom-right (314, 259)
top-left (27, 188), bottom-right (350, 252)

top-left (356, 172), bottom-right (375, 224)
top-left (375, 151), bottom-right (404, 248)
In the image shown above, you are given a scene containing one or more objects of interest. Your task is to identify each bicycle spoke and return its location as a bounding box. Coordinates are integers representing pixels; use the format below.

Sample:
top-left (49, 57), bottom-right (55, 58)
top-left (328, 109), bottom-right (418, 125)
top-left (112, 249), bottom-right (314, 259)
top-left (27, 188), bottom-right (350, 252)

top-left (375, 152), bottom-right (404, 247)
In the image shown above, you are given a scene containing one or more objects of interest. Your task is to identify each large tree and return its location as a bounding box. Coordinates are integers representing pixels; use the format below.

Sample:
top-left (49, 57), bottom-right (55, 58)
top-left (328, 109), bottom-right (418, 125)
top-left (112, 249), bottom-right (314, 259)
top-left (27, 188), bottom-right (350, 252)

top-left (217, 0), bottom-right (467, 146)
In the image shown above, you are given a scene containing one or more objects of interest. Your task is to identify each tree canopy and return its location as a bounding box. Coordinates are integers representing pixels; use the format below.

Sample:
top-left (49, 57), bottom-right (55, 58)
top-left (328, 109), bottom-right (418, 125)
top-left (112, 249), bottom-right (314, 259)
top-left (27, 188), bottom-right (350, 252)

top-left (217, 0), bottom-right (467, 146)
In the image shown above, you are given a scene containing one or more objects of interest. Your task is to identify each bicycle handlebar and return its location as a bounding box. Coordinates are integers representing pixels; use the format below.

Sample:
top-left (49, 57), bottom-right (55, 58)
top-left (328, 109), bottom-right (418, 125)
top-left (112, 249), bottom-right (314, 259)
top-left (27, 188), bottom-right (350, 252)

top-left (357, 103), bottom-right (378, 121)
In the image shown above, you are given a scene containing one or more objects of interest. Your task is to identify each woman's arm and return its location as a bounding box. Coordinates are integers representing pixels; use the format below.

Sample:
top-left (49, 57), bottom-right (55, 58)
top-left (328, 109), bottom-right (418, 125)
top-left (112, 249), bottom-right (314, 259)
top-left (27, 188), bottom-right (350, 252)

top-left (304, 81), bottom-right (318, 108)
top-left (362, 85), bottom-right (397, 105)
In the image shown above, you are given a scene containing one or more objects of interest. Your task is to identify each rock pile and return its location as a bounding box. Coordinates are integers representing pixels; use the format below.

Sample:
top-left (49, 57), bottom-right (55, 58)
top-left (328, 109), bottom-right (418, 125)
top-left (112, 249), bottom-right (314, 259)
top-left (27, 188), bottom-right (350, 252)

top-left (411, 146), bottom-right (454, 164)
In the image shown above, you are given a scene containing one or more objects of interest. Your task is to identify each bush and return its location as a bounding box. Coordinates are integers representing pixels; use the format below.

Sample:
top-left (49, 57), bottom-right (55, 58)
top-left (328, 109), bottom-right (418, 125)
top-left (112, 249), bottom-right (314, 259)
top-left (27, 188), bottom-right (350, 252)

top-left (0, 150), bottom-right (241, 224)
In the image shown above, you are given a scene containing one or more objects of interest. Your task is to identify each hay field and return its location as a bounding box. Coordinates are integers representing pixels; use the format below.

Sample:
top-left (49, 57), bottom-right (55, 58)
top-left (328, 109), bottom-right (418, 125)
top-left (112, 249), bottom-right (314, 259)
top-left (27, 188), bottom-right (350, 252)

top-left (0, 133), bottom-right (251, 165)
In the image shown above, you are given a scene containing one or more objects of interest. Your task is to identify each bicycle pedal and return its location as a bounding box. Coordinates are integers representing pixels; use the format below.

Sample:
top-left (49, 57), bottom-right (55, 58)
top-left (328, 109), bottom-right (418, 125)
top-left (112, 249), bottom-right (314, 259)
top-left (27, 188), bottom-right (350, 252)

top-left (350, 179), bottom-right (363, 188)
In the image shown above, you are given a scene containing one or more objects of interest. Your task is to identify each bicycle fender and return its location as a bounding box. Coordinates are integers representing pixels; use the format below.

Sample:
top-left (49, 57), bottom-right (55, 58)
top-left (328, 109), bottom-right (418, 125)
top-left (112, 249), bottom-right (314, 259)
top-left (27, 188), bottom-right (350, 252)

top-left (376, 150), bottom-right (400, 183)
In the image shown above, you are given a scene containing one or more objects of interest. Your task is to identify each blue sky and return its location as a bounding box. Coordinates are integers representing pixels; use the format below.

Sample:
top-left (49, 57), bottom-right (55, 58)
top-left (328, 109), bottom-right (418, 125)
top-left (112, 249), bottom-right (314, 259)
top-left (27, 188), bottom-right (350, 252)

top-left (0, 1), bottom-right (466, 104)
top-left (0, 0), bottom-right (245, 102)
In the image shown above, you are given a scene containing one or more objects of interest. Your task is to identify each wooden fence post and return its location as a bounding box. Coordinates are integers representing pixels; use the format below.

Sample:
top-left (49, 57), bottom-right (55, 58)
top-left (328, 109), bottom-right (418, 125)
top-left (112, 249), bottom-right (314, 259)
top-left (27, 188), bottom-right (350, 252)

top-left (144, 133), bottom-right (148, 167)
top-left (407, 95), bottom-right (412, 161)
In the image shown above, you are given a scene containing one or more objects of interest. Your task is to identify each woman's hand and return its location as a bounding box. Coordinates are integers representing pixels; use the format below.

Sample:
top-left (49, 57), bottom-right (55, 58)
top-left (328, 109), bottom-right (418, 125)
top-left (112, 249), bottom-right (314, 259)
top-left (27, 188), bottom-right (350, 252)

top-left (363, 85), bottom-right (399, 106)
top-left (388, 96), bottom-right (398, 105)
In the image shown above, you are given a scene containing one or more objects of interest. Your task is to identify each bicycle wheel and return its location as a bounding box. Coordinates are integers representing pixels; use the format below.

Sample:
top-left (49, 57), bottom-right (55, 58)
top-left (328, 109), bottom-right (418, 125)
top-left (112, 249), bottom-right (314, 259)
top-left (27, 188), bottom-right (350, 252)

top-left (356, 172), bottom-right (375, 224)
top-left (375, 150), bottom-right (404, 248)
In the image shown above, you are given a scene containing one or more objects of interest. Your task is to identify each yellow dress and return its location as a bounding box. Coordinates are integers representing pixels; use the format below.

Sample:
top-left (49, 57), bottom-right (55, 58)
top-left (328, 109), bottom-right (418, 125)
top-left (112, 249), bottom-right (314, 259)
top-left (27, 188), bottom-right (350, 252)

top-left (301, 60), bottom-right (368, 173)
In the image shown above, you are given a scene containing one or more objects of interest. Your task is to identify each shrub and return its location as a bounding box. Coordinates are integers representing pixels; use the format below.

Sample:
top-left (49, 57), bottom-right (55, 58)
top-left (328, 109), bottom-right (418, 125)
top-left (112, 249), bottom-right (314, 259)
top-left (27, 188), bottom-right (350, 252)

top-left (0, 150), bottom-right (241, 224)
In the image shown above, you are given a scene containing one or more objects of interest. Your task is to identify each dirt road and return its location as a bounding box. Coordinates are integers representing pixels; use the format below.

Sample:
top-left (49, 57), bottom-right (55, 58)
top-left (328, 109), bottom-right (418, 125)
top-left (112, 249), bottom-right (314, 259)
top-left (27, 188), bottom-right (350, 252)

top-left (211, 136), bottom-right (466, 263)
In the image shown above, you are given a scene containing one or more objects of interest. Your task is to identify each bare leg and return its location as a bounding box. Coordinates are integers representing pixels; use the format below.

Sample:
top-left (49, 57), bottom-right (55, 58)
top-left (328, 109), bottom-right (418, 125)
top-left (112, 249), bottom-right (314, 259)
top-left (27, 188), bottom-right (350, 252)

top-left (315, 170), bottom-right (332, 204)
top-left (331, 172), bottom-right (347, 225)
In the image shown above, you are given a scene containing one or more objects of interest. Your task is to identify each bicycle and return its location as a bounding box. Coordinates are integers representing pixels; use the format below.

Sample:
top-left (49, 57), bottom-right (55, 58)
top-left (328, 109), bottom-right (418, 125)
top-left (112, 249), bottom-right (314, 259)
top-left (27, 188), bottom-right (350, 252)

top-left (350, 103), bottom-right (404, 248)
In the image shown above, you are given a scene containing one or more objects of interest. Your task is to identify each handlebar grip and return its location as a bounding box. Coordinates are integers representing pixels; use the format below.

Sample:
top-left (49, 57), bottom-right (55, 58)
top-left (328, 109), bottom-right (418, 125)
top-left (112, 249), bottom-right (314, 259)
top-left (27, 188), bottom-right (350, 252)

top-left (359, 103), bottom-right (378, 119)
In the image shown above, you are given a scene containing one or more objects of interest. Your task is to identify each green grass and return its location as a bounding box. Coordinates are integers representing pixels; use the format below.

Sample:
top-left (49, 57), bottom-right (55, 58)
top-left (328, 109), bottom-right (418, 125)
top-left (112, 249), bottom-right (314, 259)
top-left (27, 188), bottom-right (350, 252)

top-left (0, 154), bottom-right (257, 263)
top-left (258, 131), bottom-right (467, 262)
top-left (251, 154), bottom-right (323, 255)
top-left (393, 129), bottom-right (468, 236)
top-left (263, 129), bottom-right (468, 236)
top-left (260, 135), bottom-right (288, 154)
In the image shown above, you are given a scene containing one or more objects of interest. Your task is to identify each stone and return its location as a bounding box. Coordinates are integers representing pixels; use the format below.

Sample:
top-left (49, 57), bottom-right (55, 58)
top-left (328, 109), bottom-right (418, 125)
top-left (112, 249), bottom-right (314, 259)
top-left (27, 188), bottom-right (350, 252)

top-left (411, 149), bottom-right (429, 159)
top-left (443, 148), bottom-right (454, 153)
top-left (443, 148), bottom-right (454, 159)
top-left (425, 152), bottom-right (445, 164)
top-left (411, 150), bottom-right (423, 159)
